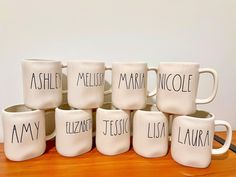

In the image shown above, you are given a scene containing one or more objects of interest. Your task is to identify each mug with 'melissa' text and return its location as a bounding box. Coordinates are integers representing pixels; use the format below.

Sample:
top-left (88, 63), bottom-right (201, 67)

top-left (55, 104), bottom-right (92, 157)
top-left (133, 104), bottom-right (168, 158)
top-left (171, 111), bottom-right (232, 168)
top-left (67, 60), bottom-right (110, 109)
top-left (2, 105), bottom-right (55, 161)
top-left (96, 103), bottom-right (130, 155)
top-left (22, 59), bottom-right (65, 110)
top-left (156, 62), bottom-right (218, 115)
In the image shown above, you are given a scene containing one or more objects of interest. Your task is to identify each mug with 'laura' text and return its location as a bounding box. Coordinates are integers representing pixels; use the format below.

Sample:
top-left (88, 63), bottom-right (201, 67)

top-left (171, 111), bottom-right (232, 168)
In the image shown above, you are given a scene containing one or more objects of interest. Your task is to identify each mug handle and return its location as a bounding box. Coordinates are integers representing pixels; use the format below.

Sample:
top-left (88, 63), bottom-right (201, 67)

top-left (61, 63), bottom-right (68, 94)
top-left (196, 68), bottom-right (218, 104)
top-left (104, 66), bottom-right (112, 95)
top-left (147, 67), bottom-right (158, 97)
top-left (44, 110), bottom-right (56, 141)
top-left (45, 130), bottom-right (56, 141)
top-left (212, 120), bottom-right (232, 155)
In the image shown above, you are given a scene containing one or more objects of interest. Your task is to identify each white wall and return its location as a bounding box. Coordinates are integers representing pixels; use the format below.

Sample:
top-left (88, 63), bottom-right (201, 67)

top-left (0, 0), bottom-right (236, 142)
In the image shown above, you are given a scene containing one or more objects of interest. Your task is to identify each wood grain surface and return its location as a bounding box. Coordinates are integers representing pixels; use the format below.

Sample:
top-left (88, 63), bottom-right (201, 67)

top-left (0, 131), bottom-right (235, 177)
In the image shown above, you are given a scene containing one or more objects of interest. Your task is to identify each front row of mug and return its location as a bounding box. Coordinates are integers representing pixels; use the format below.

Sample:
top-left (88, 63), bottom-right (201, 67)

top-left (2, 104), bottom-right (232, 168)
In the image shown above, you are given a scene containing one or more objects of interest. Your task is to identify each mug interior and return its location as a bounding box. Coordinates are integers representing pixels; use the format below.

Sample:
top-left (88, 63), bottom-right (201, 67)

top-left (4, 105), bottom-right (35, 113)
top-left (188, 110), bottom-right (213, 119)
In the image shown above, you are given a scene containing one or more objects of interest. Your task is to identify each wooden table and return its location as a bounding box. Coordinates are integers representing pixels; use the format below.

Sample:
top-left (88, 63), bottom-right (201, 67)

top-left (0, 131), bottom-right (235, 177)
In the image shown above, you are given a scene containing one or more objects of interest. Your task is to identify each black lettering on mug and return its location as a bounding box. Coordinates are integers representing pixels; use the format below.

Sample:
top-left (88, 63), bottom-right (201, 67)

top-left (66, 118), bottom-right (92, 134)
top-left (11, 121), bottom-right (40, 143)
top-left (158, 73), bottom-right (193, 92)
top-left (147, 122), bottom-right (166, 138)
top-left (177, 126), bottom-right (210, 147)
top-left (30, 73), bottom-right (62, 90)
top-left (102, 118), bottom-right (129, 136)
top-left (76, 72), bottom-right (104, 87)
top-left (118, 73), bottom-right (145, 89)
top-left (103, 120), bottom-right (109, 135)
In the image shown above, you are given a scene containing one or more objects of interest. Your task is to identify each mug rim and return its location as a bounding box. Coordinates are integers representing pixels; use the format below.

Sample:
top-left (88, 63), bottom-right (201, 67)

top-left (175, 110), bottom-right (214, 120)
top-left (2, 104), bottom-right (42, 115)
top-left (56, 104), bottom-right (91, 112)
top-left (159, 62), bottom-right (199, 65)
top-left (23, 59), bottom-right (61, 63)
top-left (112, 61), bottom-right (147, 65)
top-left (66, 60), bottom-right (105, 64)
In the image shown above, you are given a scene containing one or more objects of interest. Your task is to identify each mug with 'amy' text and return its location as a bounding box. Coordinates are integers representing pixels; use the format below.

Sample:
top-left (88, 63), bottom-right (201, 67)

top-left (2, 104), bottom-right (55, 161)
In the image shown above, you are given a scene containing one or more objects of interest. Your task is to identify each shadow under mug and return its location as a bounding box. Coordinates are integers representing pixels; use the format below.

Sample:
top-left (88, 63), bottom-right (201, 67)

top-left (133, 104), bottom-right (169, 158)
top-left (55, 104), bottom-right (92, 157)
top-left (171, 110), bottom-right (232, 168)
top-left (2, 104), bottom-right (55, 161)
top-left (96, 103), bottom-right (130, 155)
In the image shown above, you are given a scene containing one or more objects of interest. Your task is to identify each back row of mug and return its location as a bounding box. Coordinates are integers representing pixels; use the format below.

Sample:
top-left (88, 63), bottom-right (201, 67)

top-left (22, 59), bottom-right (218, 115)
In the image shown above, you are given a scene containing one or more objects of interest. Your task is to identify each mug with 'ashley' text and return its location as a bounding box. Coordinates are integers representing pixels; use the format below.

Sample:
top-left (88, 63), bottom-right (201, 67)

top-left (22, 59), bottom-right (65, 110)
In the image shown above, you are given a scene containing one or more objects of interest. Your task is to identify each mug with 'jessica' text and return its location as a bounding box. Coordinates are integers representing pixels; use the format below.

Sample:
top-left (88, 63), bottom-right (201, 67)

top-left (96, 103), bottom-right (130, 155)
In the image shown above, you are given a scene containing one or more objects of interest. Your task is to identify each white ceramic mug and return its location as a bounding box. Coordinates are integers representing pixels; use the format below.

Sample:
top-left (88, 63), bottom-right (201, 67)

top-left (171, 111), bottom-right (232, 168)
top-left (22, 59), bottom-right (65, 110)
top-left (109, 62), bottom-right (157, 110)
top-left (96, 103), bottom-right (130, 155)
top-left (67, 60), bottom-right (110, 109)
top-left (2, 104), bottom-right (55, 161)
top-left (133, 104), bottom-right (168, 158)
top-left (156, 62), bottom-right (218, 115)
top-left (55, 104), bottom-right (92, 157)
